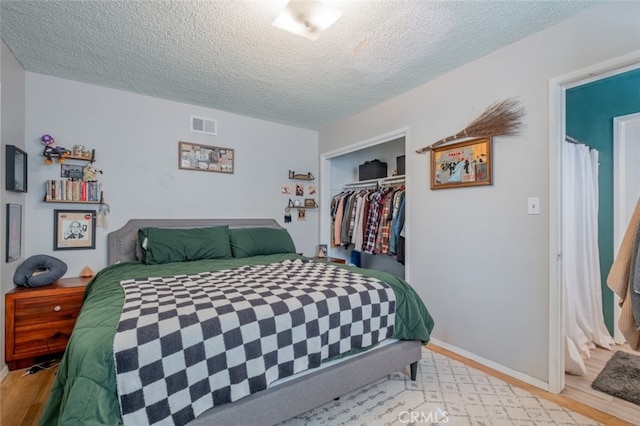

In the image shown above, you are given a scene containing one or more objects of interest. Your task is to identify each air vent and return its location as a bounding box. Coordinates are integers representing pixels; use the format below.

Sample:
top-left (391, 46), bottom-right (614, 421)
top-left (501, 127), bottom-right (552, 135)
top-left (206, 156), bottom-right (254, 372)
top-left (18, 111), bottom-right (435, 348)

top-left (190, 116), bottom-right (217, 135)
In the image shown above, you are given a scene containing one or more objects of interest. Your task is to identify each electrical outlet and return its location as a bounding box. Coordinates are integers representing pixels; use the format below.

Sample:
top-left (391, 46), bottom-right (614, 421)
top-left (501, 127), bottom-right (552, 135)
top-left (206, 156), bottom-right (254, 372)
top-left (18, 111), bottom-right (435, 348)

top-left (528, 197), bottom-right (540, 215)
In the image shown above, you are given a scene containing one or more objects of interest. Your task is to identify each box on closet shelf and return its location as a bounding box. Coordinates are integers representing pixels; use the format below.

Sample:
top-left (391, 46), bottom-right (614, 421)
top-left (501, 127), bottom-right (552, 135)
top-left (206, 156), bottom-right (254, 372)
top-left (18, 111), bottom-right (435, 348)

top-left (396, 155), bottom-right (405, 175)
top-left (358, 159), bottom-right (387, 181)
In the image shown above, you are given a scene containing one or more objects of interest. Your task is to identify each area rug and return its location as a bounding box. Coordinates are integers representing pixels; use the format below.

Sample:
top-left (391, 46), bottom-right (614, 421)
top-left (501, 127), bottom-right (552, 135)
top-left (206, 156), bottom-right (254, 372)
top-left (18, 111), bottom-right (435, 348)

top-left (591, 350), bottom-right (640, 406)
top-left (281, 347), bottom-right (599, 425)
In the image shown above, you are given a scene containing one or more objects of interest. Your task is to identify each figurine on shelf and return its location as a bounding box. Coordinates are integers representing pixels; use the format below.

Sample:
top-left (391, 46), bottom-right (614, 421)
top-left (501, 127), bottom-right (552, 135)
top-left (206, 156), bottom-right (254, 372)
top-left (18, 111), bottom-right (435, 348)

top-left (82, 164), bottom-right (102, 182)
top-left (41, 134), bottom-right (71, 164)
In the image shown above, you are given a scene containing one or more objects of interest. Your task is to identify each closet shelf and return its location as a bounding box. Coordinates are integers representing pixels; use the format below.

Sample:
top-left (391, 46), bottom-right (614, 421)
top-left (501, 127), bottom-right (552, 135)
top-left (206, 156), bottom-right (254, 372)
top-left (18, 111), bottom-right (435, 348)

top-left (343, 175), bottom-right (405, 189)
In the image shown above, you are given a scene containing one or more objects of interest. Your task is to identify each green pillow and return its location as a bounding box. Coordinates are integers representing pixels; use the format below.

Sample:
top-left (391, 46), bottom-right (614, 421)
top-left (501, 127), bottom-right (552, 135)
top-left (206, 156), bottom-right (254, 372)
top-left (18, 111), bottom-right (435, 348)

top-left (229, 227), bottom-right (296, 258)
top-left (138, 226), bottom-right (232, 265)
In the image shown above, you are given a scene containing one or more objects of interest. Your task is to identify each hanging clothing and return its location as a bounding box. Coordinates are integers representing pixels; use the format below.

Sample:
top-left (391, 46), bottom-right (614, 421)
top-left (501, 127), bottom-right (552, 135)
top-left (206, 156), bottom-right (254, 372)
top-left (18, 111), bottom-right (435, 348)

top-left (332, 193), bottom-right (348, 246)
top-left (389, 191), bottom-right (405, 255)
top-left (389, 186), bottom-right (404, 255)
top-left (630, 221), bottom-right (640, 329)
top-left (362, 190), bottom-right (385, 254)
top-left (341, 193), bottom-right (358, 246)
top-left (331, 185), bottom-right (405, 263)
top-left (563, 143), bottom-right (613, 376)
top-left (607, 197), bottom-right (640, 351)
top-left (350, 193), bottom-right (365, 246)
top-left (374, 188), bottom-right (394, 254)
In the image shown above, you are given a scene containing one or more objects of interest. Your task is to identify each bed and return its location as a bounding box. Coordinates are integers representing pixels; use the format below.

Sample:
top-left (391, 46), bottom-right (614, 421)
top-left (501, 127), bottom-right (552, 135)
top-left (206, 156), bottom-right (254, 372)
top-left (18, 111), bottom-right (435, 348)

top-left (40, 218), bottom-right (434, 426)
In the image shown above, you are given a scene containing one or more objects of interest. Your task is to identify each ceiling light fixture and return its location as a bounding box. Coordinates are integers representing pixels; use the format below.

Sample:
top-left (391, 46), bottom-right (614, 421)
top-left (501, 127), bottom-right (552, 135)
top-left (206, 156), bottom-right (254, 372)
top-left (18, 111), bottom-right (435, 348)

top-left (272, 0), bottom-right (343, 41)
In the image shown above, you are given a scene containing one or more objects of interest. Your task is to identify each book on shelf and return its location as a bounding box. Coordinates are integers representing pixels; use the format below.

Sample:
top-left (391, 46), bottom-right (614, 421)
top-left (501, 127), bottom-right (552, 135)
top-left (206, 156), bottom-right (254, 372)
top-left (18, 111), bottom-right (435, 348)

top-left (44, 179), bottom-right (102, 202)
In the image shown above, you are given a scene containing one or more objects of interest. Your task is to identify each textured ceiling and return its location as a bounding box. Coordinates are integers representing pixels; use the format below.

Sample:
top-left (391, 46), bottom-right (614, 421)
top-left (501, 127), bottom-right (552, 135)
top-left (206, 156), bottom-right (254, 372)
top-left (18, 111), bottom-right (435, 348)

top-left (1, 1), bottom-right (600, 130)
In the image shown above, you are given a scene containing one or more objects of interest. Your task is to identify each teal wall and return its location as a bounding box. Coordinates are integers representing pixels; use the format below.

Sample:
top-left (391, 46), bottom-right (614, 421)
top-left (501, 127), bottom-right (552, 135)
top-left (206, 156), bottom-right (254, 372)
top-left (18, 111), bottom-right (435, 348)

top-left (566, 68), bottom-right (640, 334)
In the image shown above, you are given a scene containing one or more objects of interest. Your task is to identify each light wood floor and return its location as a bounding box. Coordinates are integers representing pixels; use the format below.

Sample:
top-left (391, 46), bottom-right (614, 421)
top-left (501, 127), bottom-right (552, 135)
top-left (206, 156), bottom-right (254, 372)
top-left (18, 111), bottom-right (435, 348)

top-left (1, 345), bottom-right (638, 426)
top-left (1, 361), bottom-right (58, 426)
top-left (563, 343), bottom-right (640, 425)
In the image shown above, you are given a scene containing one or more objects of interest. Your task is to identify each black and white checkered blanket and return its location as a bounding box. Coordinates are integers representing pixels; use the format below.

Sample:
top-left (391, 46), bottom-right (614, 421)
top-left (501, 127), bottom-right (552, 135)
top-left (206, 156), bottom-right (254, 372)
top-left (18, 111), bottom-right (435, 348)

top-left (113, 259), bottom-right (396, 426)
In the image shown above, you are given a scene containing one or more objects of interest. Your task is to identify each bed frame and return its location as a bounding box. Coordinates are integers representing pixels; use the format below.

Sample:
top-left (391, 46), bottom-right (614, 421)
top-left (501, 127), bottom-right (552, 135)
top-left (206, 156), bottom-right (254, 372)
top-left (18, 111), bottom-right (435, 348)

top-left (107, 218), bottom-right (422, 425)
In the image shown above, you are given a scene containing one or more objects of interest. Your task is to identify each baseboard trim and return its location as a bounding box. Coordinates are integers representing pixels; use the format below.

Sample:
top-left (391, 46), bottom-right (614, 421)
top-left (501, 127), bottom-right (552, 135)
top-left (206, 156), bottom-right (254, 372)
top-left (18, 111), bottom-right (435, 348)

top-left (428, 338), bottom-right (549, 391)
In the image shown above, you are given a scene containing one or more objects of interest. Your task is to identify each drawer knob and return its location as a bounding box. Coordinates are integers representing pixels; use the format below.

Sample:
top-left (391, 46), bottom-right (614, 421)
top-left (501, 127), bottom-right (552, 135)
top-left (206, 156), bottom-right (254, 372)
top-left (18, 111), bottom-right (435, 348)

top-left (53, 305), bottom-right (62, 312)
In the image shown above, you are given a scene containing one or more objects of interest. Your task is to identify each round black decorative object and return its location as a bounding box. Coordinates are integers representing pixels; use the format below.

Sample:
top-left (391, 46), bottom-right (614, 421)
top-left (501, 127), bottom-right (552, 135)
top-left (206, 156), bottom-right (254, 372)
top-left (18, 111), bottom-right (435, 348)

top-left (13, 255), bottom-right (68, 287)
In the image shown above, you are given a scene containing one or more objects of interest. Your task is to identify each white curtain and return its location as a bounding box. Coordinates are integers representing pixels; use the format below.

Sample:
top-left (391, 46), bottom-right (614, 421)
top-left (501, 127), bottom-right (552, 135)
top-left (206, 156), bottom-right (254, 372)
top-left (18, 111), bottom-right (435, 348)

top-left (563, 141), bottom-right (614, 376)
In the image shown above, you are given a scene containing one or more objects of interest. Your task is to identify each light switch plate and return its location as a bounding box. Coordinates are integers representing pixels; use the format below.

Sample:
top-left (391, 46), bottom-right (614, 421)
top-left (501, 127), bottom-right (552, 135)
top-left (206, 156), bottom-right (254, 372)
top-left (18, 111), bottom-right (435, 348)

top-left (528, 197), bottom-right (540, 215)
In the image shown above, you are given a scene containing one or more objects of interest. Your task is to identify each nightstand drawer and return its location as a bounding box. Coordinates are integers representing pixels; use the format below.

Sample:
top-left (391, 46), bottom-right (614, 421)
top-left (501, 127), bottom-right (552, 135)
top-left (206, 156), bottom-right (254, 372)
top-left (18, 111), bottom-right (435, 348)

top-left (13, 321), bottom-right (75, 355)
top-left (15, 293), bottom-right (83, 326)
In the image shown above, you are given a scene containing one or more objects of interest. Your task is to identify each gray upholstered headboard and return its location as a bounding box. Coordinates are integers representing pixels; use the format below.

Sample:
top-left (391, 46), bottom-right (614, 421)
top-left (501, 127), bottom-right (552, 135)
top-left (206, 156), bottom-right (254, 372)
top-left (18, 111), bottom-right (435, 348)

top-left (107, 218), bottom-right (284, 265)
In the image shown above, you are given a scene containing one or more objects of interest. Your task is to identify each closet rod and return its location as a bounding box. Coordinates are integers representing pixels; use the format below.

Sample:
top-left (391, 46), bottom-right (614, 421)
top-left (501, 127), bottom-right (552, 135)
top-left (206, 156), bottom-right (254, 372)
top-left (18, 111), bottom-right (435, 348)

top-left (565, 135), bottom-right (594, 149)
top-left (380, 176), bottom-right (405, 187)
top-left (342, 181), bottom-right (379, 190)
top-left (382, 175), bottom-right (405, 181)
top-left (343, 174), bottom-right (405, 190)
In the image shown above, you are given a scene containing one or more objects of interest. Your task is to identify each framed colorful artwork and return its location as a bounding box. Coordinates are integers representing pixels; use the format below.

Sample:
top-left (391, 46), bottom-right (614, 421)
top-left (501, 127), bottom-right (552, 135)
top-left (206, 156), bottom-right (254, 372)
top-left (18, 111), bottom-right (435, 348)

top-left (430, 137), bottom-right (492, 190)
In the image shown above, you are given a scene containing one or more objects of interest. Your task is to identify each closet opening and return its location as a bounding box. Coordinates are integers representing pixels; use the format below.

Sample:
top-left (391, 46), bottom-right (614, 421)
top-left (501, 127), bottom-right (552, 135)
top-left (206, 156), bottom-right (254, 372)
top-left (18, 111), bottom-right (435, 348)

top-left (548, 52), bottom-right (640, 421)
top-left (319, 128), bottom-right (409, 279)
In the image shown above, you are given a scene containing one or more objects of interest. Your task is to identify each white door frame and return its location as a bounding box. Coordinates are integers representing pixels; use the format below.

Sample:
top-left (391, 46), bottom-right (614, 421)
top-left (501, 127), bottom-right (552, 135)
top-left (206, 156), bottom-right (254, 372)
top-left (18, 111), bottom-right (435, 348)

top-left (613, 112), bottom-right (640, 343)
top-left (548, 50), bottom-right (640, 394)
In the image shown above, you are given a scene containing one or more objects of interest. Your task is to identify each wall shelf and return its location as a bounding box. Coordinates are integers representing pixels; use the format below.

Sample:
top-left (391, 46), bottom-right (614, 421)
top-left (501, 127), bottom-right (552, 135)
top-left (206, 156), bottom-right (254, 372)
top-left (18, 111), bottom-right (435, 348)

top-left (288, 170), bottom-right (315, 181)
top-left (44, 200), bottom-right (101, 204)
top-left (44, 148), bottom-right (95, 163)
top-left (43, 153), bottom-right (103, 203)
top-left (58, 155), bottom-right (93, 161)
top-left (288, 199), bottom-right (318, 209)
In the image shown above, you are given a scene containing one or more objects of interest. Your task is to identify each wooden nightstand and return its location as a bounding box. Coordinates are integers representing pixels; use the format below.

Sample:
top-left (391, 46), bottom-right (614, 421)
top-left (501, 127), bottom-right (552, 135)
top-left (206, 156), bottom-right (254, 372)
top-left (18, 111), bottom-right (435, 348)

top-left (4, 276), bottom-right (90, 370)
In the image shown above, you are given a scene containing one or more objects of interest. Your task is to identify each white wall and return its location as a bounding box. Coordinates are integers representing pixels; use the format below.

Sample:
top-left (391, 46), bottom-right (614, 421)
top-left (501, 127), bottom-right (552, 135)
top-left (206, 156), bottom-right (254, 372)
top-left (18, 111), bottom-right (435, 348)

top-left (1, 40), bottom-right (27, 377)
top-left (25, 74), bottom-right (318, 276)
top-left (319, 1), bottom-right (640, 385)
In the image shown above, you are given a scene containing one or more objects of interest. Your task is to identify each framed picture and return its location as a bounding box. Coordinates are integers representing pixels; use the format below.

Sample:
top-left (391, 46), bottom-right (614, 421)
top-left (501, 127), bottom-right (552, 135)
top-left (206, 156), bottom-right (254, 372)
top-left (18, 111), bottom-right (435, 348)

top-left (54, 210), bottom-right (96, 250)
top-left (6, 204), bottom-right (22, 262)
top-left (5, 145), bottom-right (27, 192)
top-left (317, 244), bottom-right (328, 258)
top-left (430, 137), bottom-right (492, 190)
top-left (281, 184), bottom-right (293, 194)
top-left (178, 141), bottom-right (234, 174)
top-left (60, 163), bottom-right (85, 179)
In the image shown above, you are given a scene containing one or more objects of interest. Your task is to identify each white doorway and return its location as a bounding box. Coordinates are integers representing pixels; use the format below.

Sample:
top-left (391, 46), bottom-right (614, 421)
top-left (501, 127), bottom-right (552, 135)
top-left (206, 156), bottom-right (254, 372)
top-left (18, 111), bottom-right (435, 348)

top-left (548, 52), bottom-right (640, 394)
top-left (612, 112), bottom-right (640, 343)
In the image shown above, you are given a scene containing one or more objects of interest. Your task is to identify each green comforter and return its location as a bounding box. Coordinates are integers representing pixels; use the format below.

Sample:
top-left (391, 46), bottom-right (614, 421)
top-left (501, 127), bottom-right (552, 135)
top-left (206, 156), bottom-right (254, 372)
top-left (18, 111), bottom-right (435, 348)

top-left (40, 254), bottom-right (434, 425)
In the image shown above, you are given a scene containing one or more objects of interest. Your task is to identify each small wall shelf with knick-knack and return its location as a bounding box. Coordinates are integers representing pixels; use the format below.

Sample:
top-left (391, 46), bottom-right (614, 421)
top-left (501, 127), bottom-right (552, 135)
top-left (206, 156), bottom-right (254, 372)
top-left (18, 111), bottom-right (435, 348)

top-left (48, 153), bottom-right (95, 162)
top-left (41, 134), bottom-right (95, 164)
top-left (288, 170), bottom-right (315, 181)
top-left (288, 199), bottom-right (318, 209)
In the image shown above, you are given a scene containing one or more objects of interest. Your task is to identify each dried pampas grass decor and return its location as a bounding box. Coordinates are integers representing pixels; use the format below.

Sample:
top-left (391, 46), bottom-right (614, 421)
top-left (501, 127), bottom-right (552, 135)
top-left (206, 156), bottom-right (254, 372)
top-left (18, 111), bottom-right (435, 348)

top-left (416, 97), bottom-right (525, 154)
